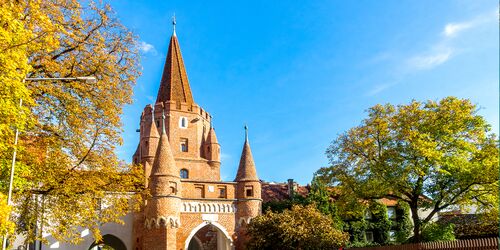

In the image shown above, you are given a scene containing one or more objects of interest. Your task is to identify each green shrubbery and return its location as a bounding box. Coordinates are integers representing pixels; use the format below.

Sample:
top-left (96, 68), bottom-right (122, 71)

top-left (421, 222), bottom-right (455, 242)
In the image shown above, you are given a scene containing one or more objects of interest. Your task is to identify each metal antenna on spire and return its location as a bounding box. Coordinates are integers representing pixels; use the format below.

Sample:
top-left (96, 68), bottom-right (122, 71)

top-left (244, 124), bottom-right (248, 142)
top-left (172, 14), bottom-right (177, 36)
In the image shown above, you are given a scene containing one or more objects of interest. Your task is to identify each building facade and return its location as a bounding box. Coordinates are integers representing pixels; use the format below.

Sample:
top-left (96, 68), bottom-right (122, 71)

top-left (131, 28), bottom-right (262, 250)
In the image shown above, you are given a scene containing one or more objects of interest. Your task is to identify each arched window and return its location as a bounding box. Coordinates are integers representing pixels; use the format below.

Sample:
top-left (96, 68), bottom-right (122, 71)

top-left (179, 117), bottom-right (188, 128)
top-left (180, 169), bottom-right (189, 179)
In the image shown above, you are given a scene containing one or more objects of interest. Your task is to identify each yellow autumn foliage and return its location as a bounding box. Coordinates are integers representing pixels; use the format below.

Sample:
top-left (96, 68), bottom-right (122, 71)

top-left (0, 0), bottom-right (143, 245)
top-left (247, 204), bottom-right (349, 249)
top-left (0, 194), bottom-right (14, 238)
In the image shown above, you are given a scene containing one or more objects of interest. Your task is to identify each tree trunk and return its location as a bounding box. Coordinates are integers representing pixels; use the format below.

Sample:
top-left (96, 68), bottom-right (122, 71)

top-left (410, 205), bottom-right (421, 243)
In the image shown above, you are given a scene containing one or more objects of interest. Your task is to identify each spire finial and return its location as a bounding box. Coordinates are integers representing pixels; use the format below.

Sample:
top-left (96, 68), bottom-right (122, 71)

top-left (244, 124), bottom-right (248, 142)
top-left (161, 109), bottom-right (166, 134)
top-left (172, 14), bottom-right (177, 36)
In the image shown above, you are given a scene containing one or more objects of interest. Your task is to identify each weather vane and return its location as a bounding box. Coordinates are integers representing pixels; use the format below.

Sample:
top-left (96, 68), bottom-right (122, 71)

top-left (172, 14), bottom-right (176, 35)
top-left (244, 124), bottom-right (248, 141)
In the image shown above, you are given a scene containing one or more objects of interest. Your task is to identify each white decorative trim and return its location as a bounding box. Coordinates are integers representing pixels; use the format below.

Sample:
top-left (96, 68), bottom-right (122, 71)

top-left (237, 216), bottom-right (252, 227)
top-left (181, 201), bottom-right (236, 214)
top-left (144, 216), bottom-right (180, 229)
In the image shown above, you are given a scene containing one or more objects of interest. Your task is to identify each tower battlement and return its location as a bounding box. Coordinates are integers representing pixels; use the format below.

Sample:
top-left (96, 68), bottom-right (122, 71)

top-left (140, 101), bottom-right (211, 123)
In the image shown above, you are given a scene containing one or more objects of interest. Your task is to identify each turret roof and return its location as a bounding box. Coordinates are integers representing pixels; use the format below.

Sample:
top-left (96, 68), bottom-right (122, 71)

top-left (206, 127), bottom-right (218, 144)
top-left (235, 128), bottom-right (259, 182)
top-left (150, 114), bottom-right (177, 178)
top-left (144, 110), bottom-right (159, 138)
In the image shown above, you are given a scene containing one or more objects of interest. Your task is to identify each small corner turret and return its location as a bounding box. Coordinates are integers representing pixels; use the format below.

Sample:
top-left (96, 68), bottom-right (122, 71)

top-left (140, 104), bottom-right (160, 165)
top-left (144, 109), bottom-right (181, 250)
top-left (235, 125), bottom-right (262, 249)
top-left (203, 126), bottom-right (221, 167)
top-left (235, 125), bottom-right (259, 182)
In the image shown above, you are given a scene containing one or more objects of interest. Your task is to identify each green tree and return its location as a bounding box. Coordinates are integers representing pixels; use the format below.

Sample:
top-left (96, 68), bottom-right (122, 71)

top-left (316, 97), bottom-right (498, 243)
top-left (246, 204), bottom-right (349, 250)
top-left (262, 195), bottom-right (308, 213)
top-left (307, 176), bottom-right (342, 228)
top-left (0, 0), bottom-right (143, 244)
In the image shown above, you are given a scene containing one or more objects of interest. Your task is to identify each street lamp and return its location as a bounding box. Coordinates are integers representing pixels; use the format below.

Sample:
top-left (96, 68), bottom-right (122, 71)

top-left (2, 76), bottom-right (97, 250)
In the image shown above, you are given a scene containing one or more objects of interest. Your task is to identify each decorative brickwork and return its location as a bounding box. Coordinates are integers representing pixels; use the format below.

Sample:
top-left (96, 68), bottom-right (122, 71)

top-left (132, 30), bottom-right (261, 250)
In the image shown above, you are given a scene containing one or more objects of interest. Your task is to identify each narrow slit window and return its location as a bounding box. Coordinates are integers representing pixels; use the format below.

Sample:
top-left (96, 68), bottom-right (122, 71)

top-left (179, 117), bottom-right (188, 128)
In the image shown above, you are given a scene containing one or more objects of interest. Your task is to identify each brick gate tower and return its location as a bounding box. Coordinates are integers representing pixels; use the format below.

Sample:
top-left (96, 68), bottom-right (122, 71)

top-left (132, 21), bottom-right (261, 250)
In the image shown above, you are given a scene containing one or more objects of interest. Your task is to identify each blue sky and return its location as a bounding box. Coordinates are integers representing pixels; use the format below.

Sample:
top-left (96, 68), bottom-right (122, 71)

top-left (111, 1), bottom-right (499, 184)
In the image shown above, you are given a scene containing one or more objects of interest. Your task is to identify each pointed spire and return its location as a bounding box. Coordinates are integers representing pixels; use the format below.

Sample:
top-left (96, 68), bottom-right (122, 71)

top-left (206, 126), bottom-right (218, 144)
top-left (145, 108), bottom-right (159, 138)
top-left (156, 20), bottom-right (194, 105)
top-left (235, 126), bottom-right (259, 182)
top-left (150, 109), bottom-right (177, 178)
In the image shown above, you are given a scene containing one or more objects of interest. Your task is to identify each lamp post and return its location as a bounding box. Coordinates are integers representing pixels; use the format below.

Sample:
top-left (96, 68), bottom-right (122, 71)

top-left (2, 76), bottom-right (97, 250)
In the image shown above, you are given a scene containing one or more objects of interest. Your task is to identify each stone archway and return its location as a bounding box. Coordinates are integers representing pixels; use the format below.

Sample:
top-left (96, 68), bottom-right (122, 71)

top-left (88, 234), bottom-right (127, 250)
top-left (185, 221), bottom-right (233, 250)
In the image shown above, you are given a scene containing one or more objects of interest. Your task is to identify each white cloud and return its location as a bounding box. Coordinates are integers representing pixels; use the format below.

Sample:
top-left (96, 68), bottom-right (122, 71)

top-left (408, 49), bottom-right (453, 70)
top-left (408, 9), bottom-right (496, 71)
top-left (443, 22), bottom-right (474, 37)
top-left (138, 41), bottom-right (156, 54)
top-left (443, 9), bottom-right (497, 37)
top-left (366, 8), bottom-right (496, 96)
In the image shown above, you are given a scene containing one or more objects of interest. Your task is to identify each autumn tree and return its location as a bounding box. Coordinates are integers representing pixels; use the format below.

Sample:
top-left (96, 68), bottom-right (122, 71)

top-left (246, 204), bottom-right (349, 250)
top-left (0, 194), bottom-right (14, 239)
top-left (0, 0), bottom-right (143, 244)
top-left (316, 97), bottom-right (498, 243)
top-left (307, 177), bottom-right (342, 228)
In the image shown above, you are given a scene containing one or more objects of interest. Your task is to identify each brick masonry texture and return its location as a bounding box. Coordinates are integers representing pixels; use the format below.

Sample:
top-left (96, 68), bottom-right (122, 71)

top-left (132, 33), bottom-right (261, 250)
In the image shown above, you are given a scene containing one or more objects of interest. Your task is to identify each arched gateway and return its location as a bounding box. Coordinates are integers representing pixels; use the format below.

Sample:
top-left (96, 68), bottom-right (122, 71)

top-left (131, 21), bottom-right (262, 250)
top-left (185, 222), bottom-right (233, 250)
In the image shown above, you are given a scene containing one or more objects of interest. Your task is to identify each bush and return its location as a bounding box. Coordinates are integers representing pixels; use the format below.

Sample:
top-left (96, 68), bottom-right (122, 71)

top-left (421, 222), bottom-right (455, 242)
top-left (246, 204), bottom-right (349, 250)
